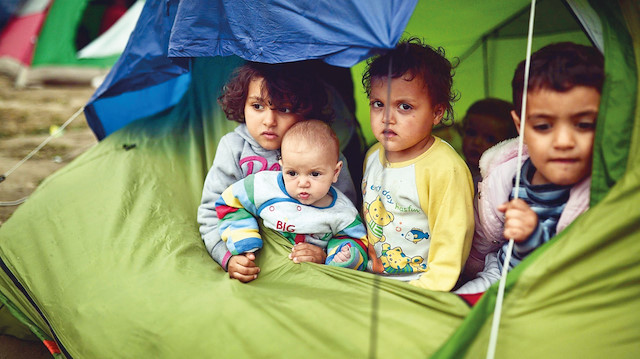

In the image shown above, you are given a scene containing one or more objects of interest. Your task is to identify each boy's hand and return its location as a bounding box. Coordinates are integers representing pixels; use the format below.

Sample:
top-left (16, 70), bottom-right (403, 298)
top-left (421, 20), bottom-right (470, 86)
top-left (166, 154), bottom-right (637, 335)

top-left (498, 199), bottom-right (538, 242)
top-left (227, 253), bottom-right (260, 283)
top-left (331, 243), bottom-right (352, 263)
top-left (289, 243), bottom-right (326, 264)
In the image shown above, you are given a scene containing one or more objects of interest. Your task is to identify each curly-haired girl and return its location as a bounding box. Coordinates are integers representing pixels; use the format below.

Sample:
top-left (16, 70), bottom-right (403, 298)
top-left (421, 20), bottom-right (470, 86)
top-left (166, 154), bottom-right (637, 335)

top-left (198, 61), bottom-right (356, 282)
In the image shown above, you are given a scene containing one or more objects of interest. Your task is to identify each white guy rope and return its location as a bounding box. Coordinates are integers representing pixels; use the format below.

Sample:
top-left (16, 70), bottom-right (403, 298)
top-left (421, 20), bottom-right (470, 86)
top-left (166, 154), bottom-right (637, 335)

top-left (0, 197), bottom-right (27, 207)
top-left (485, 0), bottom-right (537, 358)
top-left (0, 106), bottom-right (85, 206)
top-left (1, 106), bottom-right (85, 179)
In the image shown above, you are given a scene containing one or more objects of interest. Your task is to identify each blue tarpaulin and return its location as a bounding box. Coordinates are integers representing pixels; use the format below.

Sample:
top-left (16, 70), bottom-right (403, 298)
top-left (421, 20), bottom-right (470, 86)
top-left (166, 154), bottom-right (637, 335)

top-left (85, 0), bottom-right (416, 140)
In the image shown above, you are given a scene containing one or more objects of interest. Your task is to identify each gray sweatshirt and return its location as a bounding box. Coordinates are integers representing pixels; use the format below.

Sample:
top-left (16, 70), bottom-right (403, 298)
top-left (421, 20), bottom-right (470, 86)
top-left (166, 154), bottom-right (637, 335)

top-left (197, 124), bottom-right (357, 268)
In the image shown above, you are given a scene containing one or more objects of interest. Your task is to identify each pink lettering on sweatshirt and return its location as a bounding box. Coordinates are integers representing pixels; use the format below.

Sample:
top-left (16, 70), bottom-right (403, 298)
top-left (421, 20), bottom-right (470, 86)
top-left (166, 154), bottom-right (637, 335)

top-left (239, 156), bottom-right (280, 175)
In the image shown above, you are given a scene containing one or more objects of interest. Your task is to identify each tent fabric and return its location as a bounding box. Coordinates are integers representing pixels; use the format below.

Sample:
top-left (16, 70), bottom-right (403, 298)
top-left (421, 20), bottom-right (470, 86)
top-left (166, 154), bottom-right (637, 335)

top-left (84, 0), bottom-right (417, 140)
top-left (588, 0), bottom-right (637, 205)
top-left (77, 0), bottom-right (144, 59)
top-left (29, 0), bottom-right (118, 68)
top-left (567, 0), bottom-right (605, 52)
top-left (0, 0), bottom-right (49, 66)
top-left (15, 0), bottom-right (48, 15)
top-left (0, 0), bottom-right (121, 68)
top-left (0, 0), bottom-right (28, 31)
top-left (1, 0), bottom-right (639, 357)
top-left (0, 0), bottom-right (135, 85)
top-left (168, 0), bottom-right (417, 67)
top-left (84, 0), bottom-right (190, 140)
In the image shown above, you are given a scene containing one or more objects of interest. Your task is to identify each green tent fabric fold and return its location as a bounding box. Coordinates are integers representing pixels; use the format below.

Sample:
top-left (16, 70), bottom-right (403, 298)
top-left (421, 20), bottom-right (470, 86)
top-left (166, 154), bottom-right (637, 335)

top-left (433, 164), bottom-right (640, 358)
top-left (0, 94), bottom-right (470, 356)
top-left (589, 0), bottom-right (638, 205)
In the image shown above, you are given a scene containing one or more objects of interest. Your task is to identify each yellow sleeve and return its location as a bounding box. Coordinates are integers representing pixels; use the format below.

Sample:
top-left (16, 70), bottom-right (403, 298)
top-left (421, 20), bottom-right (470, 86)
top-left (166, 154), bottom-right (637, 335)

top-left (362, 142), bottom-right (382, 173)
top-left (409, 142), bottom-right (474, 291)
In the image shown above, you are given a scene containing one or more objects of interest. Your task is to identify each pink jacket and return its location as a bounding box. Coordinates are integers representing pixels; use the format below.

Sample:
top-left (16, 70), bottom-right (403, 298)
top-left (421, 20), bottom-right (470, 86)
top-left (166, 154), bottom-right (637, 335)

top-left (464, 139), bottom-right (591, 277)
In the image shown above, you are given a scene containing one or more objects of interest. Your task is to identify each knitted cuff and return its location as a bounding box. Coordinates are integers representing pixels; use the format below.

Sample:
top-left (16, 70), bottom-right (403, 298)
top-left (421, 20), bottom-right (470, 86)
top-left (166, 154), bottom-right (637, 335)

top-left (221, 251), bottom-right (232, 271)
top-left (326, 243), bottom-right (361, 269)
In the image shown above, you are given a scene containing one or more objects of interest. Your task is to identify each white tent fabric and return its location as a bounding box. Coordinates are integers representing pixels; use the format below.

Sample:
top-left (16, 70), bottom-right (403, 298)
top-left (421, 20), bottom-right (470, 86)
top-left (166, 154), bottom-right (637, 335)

top-left (17, 0), bottom-right (49, 16)
top-left (77, 0), bottom-right (144, 59)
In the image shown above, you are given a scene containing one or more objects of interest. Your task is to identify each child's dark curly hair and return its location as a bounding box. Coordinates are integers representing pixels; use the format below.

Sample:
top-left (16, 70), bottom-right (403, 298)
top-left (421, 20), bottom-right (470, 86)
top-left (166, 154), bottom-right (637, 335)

top-left (362, 36), bottom-right (459, 126)
top-left (218, 61), bottom-right (333, 123)
top-left (512, 42), bottom-right (604, 116)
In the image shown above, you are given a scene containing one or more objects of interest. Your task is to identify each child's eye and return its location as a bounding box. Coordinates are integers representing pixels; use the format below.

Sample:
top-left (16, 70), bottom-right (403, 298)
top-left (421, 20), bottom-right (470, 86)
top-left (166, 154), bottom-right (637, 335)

top-left (311, 172), bottom-right (321, 177)
top-left (279, 107), bottom-right (292, 114)
top-left (576, 121), bottom-right (596, 130)
top-left (252, 103), bottom-right (264, 110)
top-left (532, 123), bottom-right (551, 131)
top-left (286, 170), bottom-right (297, 177)
top-left (371, 101), bottom-right (384, 108)
top-left (398, 103), bottom-right (412, 111)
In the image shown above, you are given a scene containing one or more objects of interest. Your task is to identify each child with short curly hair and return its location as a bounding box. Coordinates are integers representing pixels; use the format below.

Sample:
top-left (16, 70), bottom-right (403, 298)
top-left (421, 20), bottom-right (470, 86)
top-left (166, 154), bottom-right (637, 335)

top-left (361, 37), bottom-right (474, 291)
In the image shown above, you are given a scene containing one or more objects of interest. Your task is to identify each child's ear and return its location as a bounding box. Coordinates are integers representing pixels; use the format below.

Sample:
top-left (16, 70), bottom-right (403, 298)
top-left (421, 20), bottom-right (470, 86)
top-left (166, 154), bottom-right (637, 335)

top-left (433, 105), bottom-right (444, 126)
top-left (333, 161), bottom-right (343, 183)
top-left (511, 110), bottom-right (522, 135)
top-left (279, 159), bottom-right (283, 167)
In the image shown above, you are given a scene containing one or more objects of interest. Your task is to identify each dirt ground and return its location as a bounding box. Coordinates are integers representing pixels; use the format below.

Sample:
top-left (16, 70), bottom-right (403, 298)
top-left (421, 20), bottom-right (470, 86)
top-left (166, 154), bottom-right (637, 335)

top-left (0, 73), bottom-right (98, 357)
top-left (0, 74), bottom-right (97, 225)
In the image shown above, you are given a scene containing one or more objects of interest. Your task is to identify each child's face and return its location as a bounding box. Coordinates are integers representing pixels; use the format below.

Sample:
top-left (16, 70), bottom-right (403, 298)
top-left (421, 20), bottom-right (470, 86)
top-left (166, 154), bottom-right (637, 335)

top-left (462, 114), bottom-right (514, 173)
top-left (280, 140), bottom-right (342, 207)
top-left (369, 75), bottom-right (443, 162)
top-left (514, 86), bottom-right (600, 186)
top-left (244, 77), bottom-right (304, 150)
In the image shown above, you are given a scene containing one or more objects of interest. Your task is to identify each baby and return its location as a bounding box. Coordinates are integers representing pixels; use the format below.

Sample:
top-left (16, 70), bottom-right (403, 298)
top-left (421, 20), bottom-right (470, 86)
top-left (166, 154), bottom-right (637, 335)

top-left (215, 120), bottom-right (368, 282)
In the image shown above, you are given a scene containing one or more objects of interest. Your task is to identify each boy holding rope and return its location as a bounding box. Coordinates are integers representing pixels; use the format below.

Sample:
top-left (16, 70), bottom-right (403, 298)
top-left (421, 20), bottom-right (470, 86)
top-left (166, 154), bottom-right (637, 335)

top-left (457, 42), bottom-right (604, 296)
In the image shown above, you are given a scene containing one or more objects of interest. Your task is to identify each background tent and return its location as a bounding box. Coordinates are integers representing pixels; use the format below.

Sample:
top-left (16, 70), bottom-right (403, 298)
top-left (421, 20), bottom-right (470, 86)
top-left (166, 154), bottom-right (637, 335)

top-left (0, 0), bottom-right (25, 32)
top-left (0, 0), bottom-right (141, 86)
top-left (0, 0), bottom-right (638, 358)
top-left (76, 0), bottom-right (144, 61)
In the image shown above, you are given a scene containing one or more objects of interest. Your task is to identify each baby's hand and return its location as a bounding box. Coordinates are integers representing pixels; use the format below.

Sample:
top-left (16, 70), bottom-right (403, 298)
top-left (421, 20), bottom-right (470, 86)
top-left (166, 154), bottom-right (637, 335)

top-left (498, 199), bottom-right (538, 242)
top-left (227, 253), bottom-right (260, 283)
top-left (289, 243), bottom-right (326, 264)
top-left (331, 243), bottom-right (352, 263)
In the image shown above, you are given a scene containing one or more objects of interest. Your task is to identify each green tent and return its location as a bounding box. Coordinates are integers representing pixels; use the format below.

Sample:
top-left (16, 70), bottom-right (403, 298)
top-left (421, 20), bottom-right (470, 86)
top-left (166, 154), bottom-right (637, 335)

top-left (0, 0), bottom-right (638, 358)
